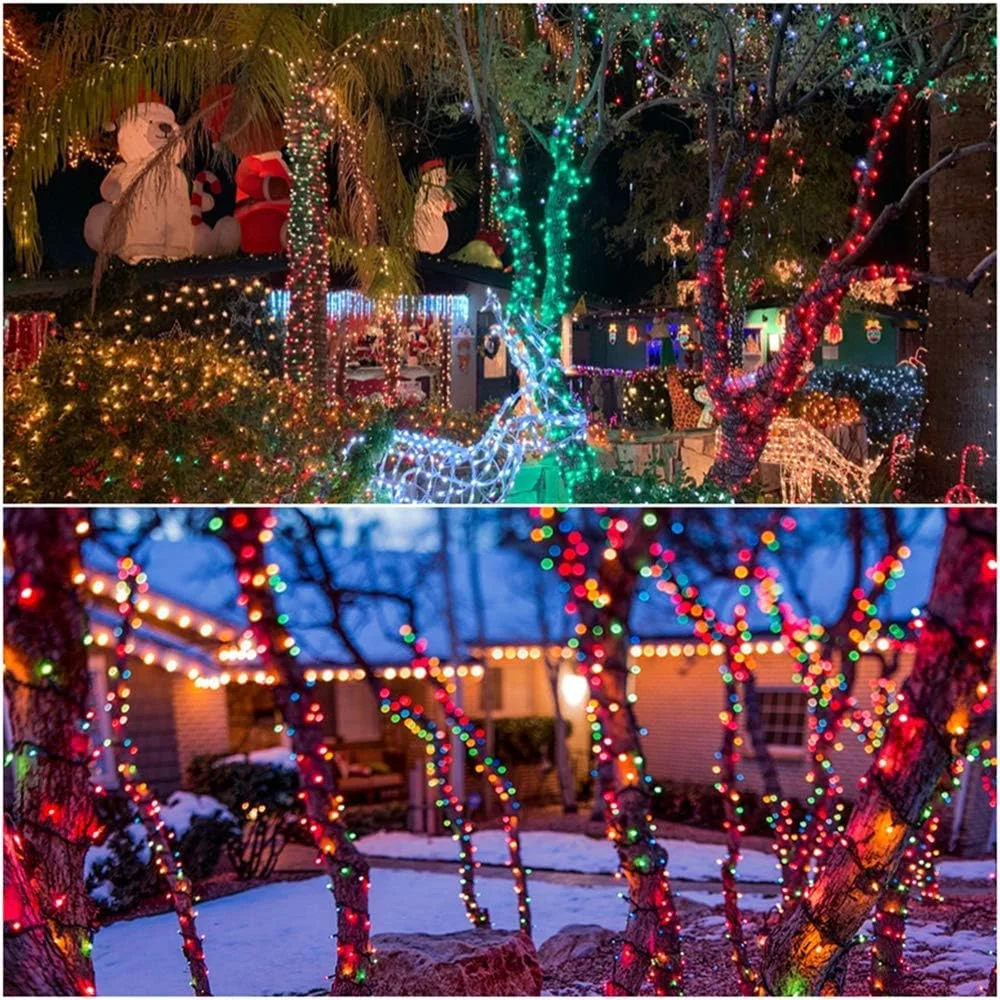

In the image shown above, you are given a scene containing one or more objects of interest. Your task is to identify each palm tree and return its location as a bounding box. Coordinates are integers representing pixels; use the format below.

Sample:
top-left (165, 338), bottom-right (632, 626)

top-left (6, 4), bottom-right (445, 389)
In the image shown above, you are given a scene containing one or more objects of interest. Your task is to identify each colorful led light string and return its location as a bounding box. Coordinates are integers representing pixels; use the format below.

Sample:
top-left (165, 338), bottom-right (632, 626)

top-left (375, 689), bottom-right (490, 929)
top-left (284, 81), bottom-right (332, 389)
top-left (3, 512), bottom-right (103, 997)
top-left (531, 508), bottom-right (683, 996)
top-left (215, 509), bottom-right (375, 995)
top-left (100, 557), bottom-right (212, 995)
top-left (399, 630), bottom-right (533, 937)
top-left (641, 516), bottom-right (801, 995)
top-left (755, 545), bottom-right (912, 905)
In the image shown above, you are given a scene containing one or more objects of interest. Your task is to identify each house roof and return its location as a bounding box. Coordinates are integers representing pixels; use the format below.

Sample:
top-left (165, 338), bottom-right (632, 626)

top-left (81, 510), bottom-right (944, 675)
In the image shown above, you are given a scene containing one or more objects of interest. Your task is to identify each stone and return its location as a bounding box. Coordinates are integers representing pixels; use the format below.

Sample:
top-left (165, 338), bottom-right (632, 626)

top-left (536, 924), bottom-right (618, 973)
top-left (371, 928), bottom-right (542, 996)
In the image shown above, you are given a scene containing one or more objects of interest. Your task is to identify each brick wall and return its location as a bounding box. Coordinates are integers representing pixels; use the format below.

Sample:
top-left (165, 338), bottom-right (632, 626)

top-left (171, 680), bottom-right (231, 785)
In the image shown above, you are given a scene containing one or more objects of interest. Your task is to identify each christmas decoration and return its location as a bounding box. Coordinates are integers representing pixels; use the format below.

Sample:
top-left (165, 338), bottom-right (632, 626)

top-left (3, 311), bottom-right (54, 370)
top-left (943, 444), bottom-right (987, 503)
top-left (84, 94), bottom-right (194, 263)
top-left (662, 224), bottom-right (692, 257)
top-left (199, 83), bottom-right (290, 256)
top-left (365, 289), bottom-right (587, 502)
top-left (450, 230), bottom-right (507, 269)
top-left (761, 418), bottom-right (881, 507)
top-left (413, 159), bottom-right (456, 255)
top-left (189, 170), bottom-right (241, 257)
top-left (234, 152), bottom-right (292, 254)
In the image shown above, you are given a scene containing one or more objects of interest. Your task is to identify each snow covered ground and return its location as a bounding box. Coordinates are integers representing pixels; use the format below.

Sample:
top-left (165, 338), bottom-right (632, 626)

top-left (356, 830), bottom-right (996, 883)
top-left (92, 863), bottom-right (996, 996)
top-left (92, 831), bottom-right (994, 994)
top-left (94, 868), bottom-right (630, 995)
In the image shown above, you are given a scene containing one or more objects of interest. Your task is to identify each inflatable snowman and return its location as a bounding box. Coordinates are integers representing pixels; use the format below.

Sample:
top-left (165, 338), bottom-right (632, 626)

top-left (413, 159), bottom-right (455, 255)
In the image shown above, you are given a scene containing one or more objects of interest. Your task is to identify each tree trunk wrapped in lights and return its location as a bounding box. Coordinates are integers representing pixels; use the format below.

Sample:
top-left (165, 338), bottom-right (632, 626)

top-left (218, 509), bottom-right (374, 996)
top-left (760, 507), bottom-right (996, 995)
top-left (422, 668), bottom-right (533, 937)
top-left (3, 822), bottom-right (86, 996)
top-left (375, 687), bottom-right (490, 929)
top-left (567, 516), bottom-right (684, 996)
top-left (285, 81), bottom-right (332, 390)
top-left (3, 509), bottom-right (99, 996)
top-left (105, 559), bottom-right (212, 995)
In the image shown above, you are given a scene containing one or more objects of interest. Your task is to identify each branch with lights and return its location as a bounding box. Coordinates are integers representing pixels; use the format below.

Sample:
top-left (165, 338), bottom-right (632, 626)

top-left (98, 557), bottom-right (212, 994)
top-left (531, 508), bottom-right (684, 996)
top-left (216, 508), bottom-right (374, 996)
top-left (375, 688), bottom-right (491, 929)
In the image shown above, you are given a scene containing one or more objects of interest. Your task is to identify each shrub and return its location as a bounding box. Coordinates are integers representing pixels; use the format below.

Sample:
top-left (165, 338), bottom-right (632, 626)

top-left (86, 793), bottom-right (158, 915)
top-left (621, 369), bottom-right (673, 429)
top-left (85, 789), bottom-right (235, 915)
top-left (469, 716), bottom-right (573, 767)
top-left (345, 801), bottom-right (408, 838)
top-left (575, 470), bottom-right (737, 503)
top-left (188, 754), bottom-right (301, 879)
top-left (3, 332), bottom-right (381, 503)
top-left (804, 364), bottom-right (926, 447)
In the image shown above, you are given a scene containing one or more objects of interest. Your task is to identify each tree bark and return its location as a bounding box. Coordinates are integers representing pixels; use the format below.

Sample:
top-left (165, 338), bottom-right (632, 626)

top-left (760, 508), bottom-right (996, 994)
top-left (915, 93), bottom-right (996, 500)
top-left (107, 560), bottom-right (211, 995)
top-left (3, 508), bottom-right (98, 995)
top-left (576, 517), bottom-right (684, 995)
top-left (285, 83), bottom-right (330, 392)
top-left (4, 822), bottom-right (87, 996)
top-left (220, 509), bottom-right (373, 995)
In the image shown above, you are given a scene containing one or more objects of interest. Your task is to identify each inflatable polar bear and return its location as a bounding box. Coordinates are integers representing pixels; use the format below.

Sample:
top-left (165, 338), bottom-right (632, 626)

top-left (84, 94), bottom-right (239, 263)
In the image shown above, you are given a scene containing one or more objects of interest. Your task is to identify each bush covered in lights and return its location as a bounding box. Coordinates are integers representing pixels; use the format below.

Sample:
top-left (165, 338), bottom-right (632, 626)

top-left (574, 469), bottom-right (736, 503)
top-left (620, 369), bottom-right (674, 429)
top-left (804, 364), bottom-right (926, 447)
top-left (3, 333), bottom-right (386, 503)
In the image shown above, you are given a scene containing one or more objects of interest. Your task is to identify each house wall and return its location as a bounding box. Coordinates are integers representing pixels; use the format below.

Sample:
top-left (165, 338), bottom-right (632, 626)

top-left (633, 648), bottom-right (915, 803)
top-left (171, 680), bottom-right (230, 785)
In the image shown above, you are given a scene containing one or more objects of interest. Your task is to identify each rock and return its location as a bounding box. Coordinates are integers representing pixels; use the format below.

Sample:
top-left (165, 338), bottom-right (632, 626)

top-left (536, 924), bottom-right (618, 973)
top-left (371, 929), bottom-right (542, 996)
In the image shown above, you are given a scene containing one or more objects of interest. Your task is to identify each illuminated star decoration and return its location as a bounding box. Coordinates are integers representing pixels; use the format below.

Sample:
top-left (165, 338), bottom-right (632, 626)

top-left (662, 223), bottom-right (692, 256)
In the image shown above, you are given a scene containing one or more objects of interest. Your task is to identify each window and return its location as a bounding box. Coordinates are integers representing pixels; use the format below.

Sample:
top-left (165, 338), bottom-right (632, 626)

top-left (759, 689), bottom-right (808, 749)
